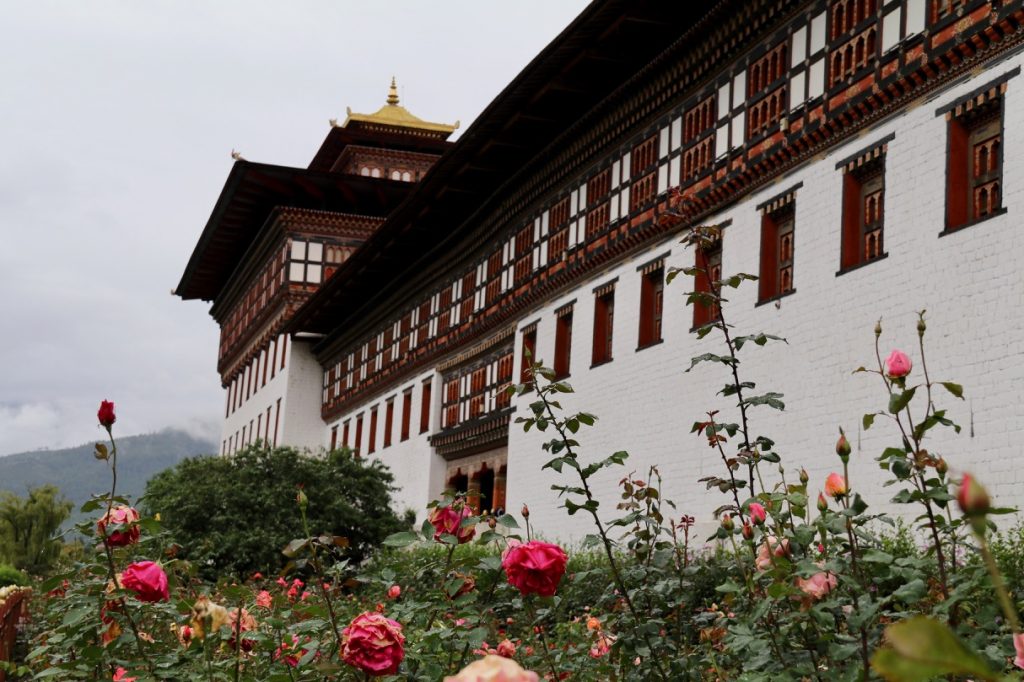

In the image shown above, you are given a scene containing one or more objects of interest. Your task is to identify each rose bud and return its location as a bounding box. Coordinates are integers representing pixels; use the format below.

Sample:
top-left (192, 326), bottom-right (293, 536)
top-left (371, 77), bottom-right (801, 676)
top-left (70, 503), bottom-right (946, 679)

top-left (720, 514), bottom-right (734, 532)
top-left (874, 319), bottom-right (882, 337)
top-left (747, 502), bottom-right (767, 525)
top-left (97, 400), bottom-right (116, 429)
top-left (741, 522), bottom-right (754, 541)
top-left (885, 350), bottom-right (913, 379)
top-left (799, 468), bottom-right (809, 485)
top-left (917, 315), bottom-right (927, 336)
top-left (836, 430), bottom-right (851, 461)
top-left (387, 585), bottom-right (401, 599)
top-left (824, 473), bottom-right (848, 499)
top-left (521, 504), bottom-right (530, 519)
top-left (935, 457), bottom-right (948, 476)
top-left (487, 516), bottom-right (497, 529)
top-left (817, 492), bottom-right (828, 513)
top-left (295, 487), bottom-right (308, 512)
top-left (957, 473), bottom-right (990, 517)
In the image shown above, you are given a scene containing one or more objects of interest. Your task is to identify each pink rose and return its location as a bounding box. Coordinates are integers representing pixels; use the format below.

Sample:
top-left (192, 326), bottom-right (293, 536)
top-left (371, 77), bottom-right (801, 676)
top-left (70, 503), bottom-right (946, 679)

top-left (444, 655), bottom-right (540, 682)
top-left (824, 473), bottom-right (848, 499)
top-left (755, 536), bottom-right (790, 571)
top-left (748, 502), bottom-right (767, 525)
top-left (1013, 632), bottom-right (1024, 670)
top-left (255, 590), bottom-right (272, 608)
top-left (97, 505), bottom-right (140, 547)
top-left (120, 561), bottom-right (169, 603)
top-left (957, 473), bottom-right (991, 517)
top-left (885, 350), bottom-right (912, 379)
top-left (796, 571), bottom-right (838, 600)
top-left (341, 612), bottom-right (405, 676)
top-left (429, 502), bottom-right (476, 544)
top-left (502, 540), bottom-right (567, 597)
top-left (112, 668), bottom-right (136, 682)
top-left (589, 633), bottom-right (614, 659)
top-left (387, 584), bottom-right (401, 599)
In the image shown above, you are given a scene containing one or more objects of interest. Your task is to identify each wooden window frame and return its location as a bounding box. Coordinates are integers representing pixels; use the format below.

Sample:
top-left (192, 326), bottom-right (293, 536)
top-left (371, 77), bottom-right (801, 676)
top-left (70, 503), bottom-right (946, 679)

top-left (693, 239), bottom-right (723, 329)
top-left (419, 380), bottom-right (432, 434)
top-left (839, 154), bottom-right (887, 272)
top-left (553, 309), bottom-right (573, 380)
top-left (401, 389), bottom-right (412, 442)
top-left (592, 290), bottom-right (615, 367)
top-left (520, 327), bottom-right (537, 384)
top-left (368, 406), bottom-right (378, 454)
top-left (944, 96), bottom-right (1005, 232)
top-left (758, 203), bottom-right (797, 304)
top-left (383, 398), bottom-right (394, 449)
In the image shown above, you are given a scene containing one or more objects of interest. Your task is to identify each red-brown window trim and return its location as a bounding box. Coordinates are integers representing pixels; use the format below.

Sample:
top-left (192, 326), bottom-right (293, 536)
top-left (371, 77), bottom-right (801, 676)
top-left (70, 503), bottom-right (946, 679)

top-left (368, 406), bottom-right (378, 454)
top-left (553, 305), bottom-right (574, 380)
top-left (591, 282), bottom-right (615, 367)
top-left (520, 326), bottom-right (538, 385)
top-left (383, 398), bottom-right (394, 449)
top-left (419, 380), bottom-right (432, 434)
top-left (400, 389), bottom-right (412, 442)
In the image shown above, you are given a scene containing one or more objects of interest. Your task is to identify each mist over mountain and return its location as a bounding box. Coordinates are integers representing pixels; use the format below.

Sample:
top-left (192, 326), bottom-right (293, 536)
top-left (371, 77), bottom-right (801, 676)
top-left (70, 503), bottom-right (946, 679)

top-left (0, 429), bottom-right (217, 521)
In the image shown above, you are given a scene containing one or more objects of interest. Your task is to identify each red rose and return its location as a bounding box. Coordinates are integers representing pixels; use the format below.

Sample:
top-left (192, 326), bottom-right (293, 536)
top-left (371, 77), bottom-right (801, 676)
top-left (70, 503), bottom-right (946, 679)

top-left (97, 400), bottom-right (116, 428)
top-left (429, 502), bottom-right (475, 544)
top-left (97, 505), bottom-right (140, 547)
top-left (341, 612), bottom-right (405, 676)
top-left (502, 540), bottom-right (567, 597)
top-left (120, 561), bottom-right (169, 603)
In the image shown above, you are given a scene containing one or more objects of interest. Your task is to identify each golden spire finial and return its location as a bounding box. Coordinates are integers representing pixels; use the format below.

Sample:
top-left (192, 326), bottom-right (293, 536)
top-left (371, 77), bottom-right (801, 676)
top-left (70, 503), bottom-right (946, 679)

top-left (387, 76), bottom-right (399, 106)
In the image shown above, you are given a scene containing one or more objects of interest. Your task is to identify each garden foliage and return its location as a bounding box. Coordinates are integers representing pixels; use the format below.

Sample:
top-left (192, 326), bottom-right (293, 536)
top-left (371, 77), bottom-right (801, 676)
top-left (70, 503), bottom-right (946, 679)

top-left (10, 209), bottom-right (1024, 680)
top-left (141, 445), bottom-right (406, 579)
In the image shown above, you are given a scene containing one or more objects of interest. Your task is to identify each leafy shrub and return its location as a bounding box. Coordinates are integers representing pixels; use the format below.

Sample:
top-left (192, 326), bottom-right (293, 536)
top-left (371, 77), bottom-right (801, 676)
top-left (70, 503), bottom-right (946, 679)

top-left (142, 444), bottom-right (406, 579)
top-left (0, 563), bottom-right (27, 587)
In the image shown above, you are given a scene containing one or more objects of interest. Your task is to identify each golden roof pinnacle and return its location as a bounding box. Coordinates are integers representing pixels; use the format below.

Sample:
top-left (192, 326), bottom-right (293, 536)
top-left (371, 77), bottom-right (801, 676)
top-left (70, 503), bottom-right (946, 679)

top-left (340, 78), bottom-right (459, 136)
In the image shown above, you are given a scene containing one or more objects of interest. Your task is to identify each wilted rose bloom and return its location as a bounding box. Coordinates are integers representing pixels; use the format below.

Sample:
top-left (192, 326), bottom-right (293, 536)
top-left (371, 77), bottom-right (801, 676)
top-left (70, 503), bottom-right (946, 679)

top-left (502, 540), bottom-right (568, 597)
top-left (387, 584), bottom-right (401, 599)
top-left (824, 473), bottom-right (848, 499)
top-left (444, 655), bottom-right (540, 682)
top-left (120, 562), bottom-right (169, 603)
top-left (97, 400), bottom-right (116, 428)
top-left (97, 505), bottom-right (140, 547)
top-left (176, 624), bottom-right (193, 648)
top-left (496, 639), bottom-right (516, 658)
top-left (748, 502), bottom-right (767, 525)
top-left (755, 536), bottom-right (790, 570)
top-left (429, 503), bottom-right (476, 544)
top-left (589, 633), bottom-right (615, 659)
top-left (255, 590), bottom-right (272, 608)
top-left (341, 612), bottom-right (405, 676)
top-left (796, 571), bottom-right (838, 600)
top-left (227, 608), bottom-right (257, 652)
top-left (885, 350), bottom-right (912, 379)
top-left (586, 616), bottom-right (601, 631)
top-left (275, 634), bottom-right (302, 667)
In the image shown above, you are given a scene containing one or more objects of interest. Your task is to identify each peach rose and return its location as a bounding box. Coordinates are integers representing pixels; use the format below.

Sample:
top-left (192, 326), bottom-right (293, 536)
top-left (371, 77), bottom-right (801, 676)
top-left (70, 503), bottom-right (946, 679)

top-left (755, 536), bottom-right (790, 570)
top-left (341, 612), bottom-right (405, 676)
top-left (824, 473), bottom-right (848, 499)
top-left (796, 571), bottom-right (837, 600)
top-left (429, 502), bottom-right (476, 544)
top-left (502, 540), bottom-right (567, 597)
top-left (444, 654), bottom-right (540, 682)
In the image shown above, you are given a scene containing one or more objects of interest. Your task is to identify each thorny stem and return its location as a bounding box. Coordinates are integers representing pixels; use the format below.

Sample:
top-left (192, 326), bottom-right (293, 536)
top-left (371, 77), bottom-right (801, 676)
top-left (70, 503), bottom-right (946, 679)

top-left (97, 429), bottom-right (152, 673)
top-left (706, 412), bottom-right (748, 526)
top-left (300, 506), bottom-right (343, 653)
top-left (839, 484), bottom-right (871, 678)
top-left (528, 598), bottom-right (560, 682)
top-left (874, 332), bottom-right (951, 602)
top-left (531, 372), bottom-right (671, 682)
top-left (697, 244), bottom-right (758, 496)
top-left (977, 531), bottom-right (1021, 633)
top-left (232, 596), bottom-right (243, 682)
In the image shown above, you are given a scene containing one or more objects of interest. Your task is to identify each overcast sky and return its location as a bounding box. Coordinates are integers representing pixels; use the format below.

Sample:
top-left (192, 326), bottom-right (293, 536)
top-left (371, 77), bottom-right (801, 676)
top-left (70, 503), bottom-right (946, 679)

top-left (0, 1), bottom-right (589, 456)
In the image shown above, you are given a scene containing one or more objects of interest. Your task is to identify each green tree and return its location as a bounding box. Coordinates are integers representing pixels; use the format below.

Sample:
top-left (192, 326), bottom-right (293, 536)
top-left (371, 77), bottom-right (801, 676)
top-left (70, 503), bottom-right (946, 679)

top-left (142, 444), bottom-right (407, 579)
top-left (0, 484), bottom-right (73, 574)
